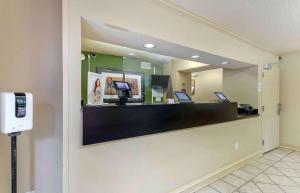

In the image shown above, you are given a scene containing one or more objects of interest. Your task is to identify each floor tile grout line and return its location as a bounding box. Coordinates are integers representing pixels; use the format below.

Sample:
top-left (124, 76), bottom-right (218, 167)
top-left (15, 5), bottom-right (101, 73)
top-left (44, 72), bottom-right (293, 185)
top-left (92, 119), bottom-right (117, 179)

top-left (266, 174), bottom-right (300, 188)
top-left (200, 148), bottom-right (298, 193)
top-left (285, 162), bottom-right (300, 170)
top-left (266, 151), bottom-right (300, 189)
top-left (255, 158), bottom-right (277, 166)
top-left (280, 159), bottom-right (300, 163)
top-left (239, 164), bottom-right (264, 176)
top-left (248, 160), bottom-right (272, 170)
top-left (288, 176), bottom-right (300, 189)
top-left (263, 173), bottom-right (297, 178)
top-left (230, 170), bottom-right (264, 191)
top-left (275, 160), bottom-right (300, 170)
top-left (251, 181), bottom-right (264, 193)
top-left (267, 151), bottom-right (300, 189)
top-left (261, 149), bottom-right (300, 191)
top-left (219, 179), bottom-right (238, 192)
top-left (233, 148), bottom-right (295, 191)
top-left (230, 160), bottom-right (273, 186)
top-left (252, 179), bottom-right (298, 188)
top-left (221, 174), bottom-right (247, 189)
top-left (263, 172), bottom-right (288, 192)
top-left (247, 150), bottom-right (294, 193)
top-left (207, 184), bottom-right (223, 193)
top-left (251, 181), bottom-right (287, 186)
top-left (213, 159), bottom-right (272, 191)
top-left (230, 172), bottom-right (254, 184)
top-left (262, 150), bottom-right (300, 191)
top-left (273, 167), bottom-right (300, 178)
top-left (209, 179), bottom-right (239, 193)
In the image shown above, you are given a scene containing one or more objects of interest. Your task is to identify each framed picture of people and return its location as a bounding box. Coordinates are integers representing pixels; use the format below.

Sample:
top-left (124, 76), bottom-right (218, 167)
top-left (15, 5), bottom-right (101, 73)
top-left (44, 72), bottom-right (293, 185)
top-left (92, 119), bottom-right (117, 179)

top-left (96, 68), bottom-right (145, 103)
top-left (101, 71), bottom-right (123, 100)
top-left (87, 72), bottom-right (104, 105)
top-left (125, 73), bottom-right (142, 100)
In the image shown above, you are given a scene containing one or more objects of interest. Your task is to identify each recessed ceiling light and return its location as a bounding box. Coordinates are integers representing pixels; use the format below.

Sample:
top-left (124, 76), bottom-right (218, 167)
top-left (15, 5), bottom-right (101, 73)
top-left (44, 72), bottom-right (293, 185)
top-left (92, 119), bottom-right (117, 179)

top-left (191, 55), bottom-right (200, 59)
top-left (222, 61), bottom-right (229, 65)
top-left (128, 53), bottom-right (135, 56)
top-left (143, 43), bottom-right (156, 48)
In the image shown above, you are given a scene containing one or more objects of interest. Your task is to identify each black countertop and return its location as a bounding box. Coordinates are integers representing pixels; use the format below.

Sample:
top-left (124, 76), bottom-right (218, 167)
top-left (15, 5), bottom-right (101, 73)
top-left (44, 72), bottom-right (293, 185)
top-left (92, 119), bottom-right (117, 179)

top-left (82, 102), bottom-right (259, 145)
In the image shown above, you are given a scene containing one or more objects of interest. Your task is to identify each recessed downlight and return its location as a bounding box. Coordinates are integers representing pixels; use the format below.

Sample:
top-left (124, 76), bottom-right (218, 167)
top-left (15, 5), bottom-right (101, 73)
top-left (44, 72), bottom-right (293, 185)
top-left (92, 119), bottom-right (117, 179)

top-left (191, 55), bottom-right (200, 59)
top-left (222, 61), bottom-right (229, 65)
top-left (143, 43), bottom-right (156, 48)
top-left (128, 53), bottom-right (135, 56)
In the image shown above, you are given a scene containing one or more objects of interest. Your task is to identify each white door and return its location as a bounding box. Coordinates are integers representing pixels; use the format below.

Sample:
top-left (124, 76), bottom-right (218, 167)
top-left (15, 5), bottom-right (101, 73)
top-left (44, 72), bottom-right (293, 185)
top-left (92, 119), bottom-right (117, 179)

top-left (261, 64), bottom-right (280, 153)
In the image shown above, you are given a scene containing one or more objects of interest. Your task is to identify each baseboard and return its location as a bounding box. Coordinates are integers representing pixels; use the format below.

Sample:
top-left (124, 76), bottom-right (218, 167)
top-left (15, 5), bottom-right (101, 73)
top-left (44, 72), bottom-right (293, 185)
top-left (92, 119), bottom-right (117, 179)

top-left (168, 151), bottom-right (262, 193)
top-left (280, 144), bottom-right (300, 151)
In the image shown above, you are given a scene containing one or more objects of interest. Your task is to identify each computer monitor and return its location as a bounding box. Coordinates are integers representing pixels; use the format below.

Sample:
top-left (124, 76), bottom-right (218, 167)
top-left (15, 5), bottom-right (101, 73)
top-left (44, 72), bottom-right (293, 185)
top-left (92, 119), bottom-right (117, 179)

top-left (214, 92), bottom-right (230, 102)
top-left (113, 81), bottom-right (131, 90)
top-left (174, 91), bottom-right (193, 103)
top-left (113, 81), bottom-right (132, 105)
top-left (151, 75), bottom-right (170, 88)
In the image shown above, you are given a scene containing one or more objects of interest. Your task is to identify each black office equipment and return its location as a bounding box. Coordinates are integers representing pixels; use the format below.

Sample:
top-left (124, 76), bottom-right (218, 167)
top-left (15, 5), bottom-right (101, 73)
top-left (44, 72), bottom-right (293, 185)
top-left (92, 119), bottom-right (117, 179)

top-left (238, 104), bottom-right (257, 115)
top-left (113, 81), bottom-right (132, 105)
top-left (151, 75), bottom-right (170, 88)
top-left (174, 91), bottom-right (193, 103)
top-left (214, 92), bottom-right (230, 102)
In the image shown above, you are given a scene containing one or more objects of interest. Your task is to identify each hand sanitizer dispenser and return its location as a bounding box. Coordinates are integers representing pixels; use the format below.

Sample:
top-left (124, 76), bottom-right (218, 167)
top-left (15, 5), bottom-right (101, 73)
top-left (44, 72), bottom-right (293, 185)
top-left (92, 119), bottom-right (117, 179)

top-left (0, 92), bottom-right (33, 134)
top-left (0, 92), bottom-right (33, 193)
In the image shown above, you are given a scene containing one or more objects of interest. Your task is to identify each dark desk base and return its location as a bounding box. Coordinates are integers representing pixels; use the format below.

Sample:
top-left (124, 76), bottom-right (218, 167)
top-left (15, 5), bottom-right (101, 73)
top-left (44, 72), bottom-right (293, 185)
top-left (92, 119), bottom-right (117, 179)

top-left (82, 102), bottom-right (247, 145)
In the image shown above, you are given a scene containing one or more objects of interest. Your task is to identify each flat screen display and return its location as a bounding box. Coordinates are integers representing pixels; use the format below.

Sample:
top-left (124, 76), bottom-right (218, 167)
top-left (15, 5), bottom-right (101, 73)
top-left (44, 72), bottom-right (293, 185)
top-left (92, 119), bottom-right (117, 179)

top-left (214, 92), bottom-right (230, 102)
top-left (114, 81), bottom-right (131, 90)
top-left (151, 75), bottom-right (170, 88)
top-left (176, 92), bottom-right (190, 100)
top-left (175, 91), bottom-right (193, 103)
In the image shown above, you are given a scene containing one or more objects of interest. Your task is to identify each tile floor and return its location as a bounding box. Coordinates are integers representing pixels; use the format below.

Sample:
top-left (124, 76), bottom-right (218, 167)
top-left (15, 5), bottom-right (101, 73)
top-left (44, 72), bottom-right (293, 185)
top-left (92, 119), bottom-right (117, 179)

top-left (196, 148), bottom-right (300, 193)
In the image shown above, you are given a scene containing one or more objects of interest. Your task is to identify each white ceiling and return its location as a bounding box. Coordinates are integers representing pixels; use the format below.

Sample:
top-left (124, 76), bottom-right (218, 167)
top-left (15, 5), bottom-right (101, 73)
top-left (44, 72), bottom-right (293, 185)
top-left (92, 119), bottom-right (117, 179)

top-left (81, 17), bottom-right (256, 69)
top-left (82, 38), bottom-right (172, 64)
top-left (164, 0), bottom-right (300, 55)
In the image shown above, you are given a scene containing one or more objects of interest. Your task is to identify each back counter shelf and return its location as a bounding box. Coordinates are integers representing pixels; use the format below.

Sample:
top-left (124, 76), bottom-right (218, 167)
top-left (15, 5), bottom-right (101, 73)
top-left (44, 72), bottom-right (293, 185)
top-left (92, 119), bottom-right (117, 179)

top-left (82, 102), bottom-right (259, 145)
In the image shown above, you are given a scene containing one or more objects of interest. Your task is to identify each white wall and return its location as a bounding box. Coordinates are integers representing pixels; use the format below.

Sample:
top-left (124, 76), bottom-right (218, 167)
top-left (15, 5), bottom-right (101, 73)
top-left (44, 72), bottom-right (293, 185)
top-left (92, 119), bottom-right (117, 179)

top-left (170, 60), bottom-right (192, 93)
top-left (223, 67), bottom-right (259, 108)
top-left (280, 52), bottom-right (300, 148)
top-left (64, 0), bottom-right (278, 193)
top-left (71, 118), bottom-right (261, 193)
top-left (170, 65), bottom-right (258, 104)
top-left (0, 0), bottom-right (62, 193)
top-left (192, 69), bottom-right (223, 102)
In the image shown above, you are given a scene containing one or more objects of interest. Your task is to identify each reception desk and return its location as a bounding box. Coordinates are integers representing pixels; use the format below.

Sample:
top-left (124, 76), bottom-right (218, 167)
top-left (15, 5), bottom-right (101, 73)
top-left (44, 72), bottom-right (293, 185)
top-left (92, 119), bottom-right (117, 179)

top-left (82, 102), bottom-right (258, 145)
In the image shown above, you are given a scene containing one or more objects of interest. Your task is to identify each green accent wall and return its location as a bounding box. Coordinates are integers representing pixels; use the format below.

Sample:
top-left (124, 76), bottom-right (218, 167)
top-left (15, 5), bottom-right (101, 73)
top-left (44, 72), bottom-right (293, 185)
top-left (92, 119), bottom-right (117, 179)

top-left (81, 52), bottom-right (123, 104)
top-left (81, 52), bottom-right (164, 104)
top-left (123, 57), bottom-right (163, 103)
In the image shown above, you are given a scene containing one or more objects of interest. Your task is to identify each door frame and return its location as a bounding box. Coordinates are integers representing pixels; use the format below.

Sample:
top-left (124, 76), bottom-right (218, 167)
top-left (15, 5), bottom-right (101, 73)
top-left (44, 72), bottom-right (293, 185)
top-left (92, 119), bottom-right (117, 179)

top-left (261, 63), bottom-right (280, 153)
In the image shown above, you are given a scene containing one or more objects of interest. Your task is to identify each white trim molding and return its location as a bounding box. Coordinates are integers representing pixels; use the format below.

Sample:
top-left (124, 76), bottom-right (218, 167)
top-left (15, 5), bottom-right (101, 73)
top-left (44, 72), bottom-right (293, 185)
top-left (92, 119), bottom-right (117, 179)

top-left (280, 144), bottom-right (300, 151)
top-left (155, 0), bottom-right (277, 55)
top-left (168, 151), bottom-right (262, 193)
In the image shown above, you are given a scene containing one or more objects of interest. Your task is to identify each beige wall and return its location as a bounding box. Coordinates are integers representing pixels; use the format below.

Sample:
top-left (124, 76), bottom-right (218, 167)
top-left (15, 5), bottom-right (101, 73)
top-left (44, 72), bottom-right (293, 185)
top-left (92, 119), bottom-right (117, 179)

top-left (280, 52), bottom-right (300, 148)
top-left (170, 65), bottom-right (258, 104)
top-left (170, 60), bottom-right (192, 93)
top-left (0, 0), bottom-right (62, 193)
top-left (70, 118), bottom-right (261, 193)
top-left (223, 67), bottom-right (259, 108)
top-left (64, 0), bottom-right (278, 193)
top-left (192, 69), bottom-right (223, 102)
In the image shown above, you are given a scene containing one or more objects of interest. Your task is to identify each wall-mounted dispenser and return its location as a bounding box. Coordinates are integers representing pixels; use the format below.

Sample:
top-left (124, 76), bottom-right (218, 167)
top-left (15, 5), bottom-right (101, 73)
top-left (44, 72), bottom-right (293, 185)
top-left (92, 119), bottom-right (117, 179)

top-left (0, 92), bottom-right (33, 134)
top-left (0, 92), bottom-right (33, 193)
